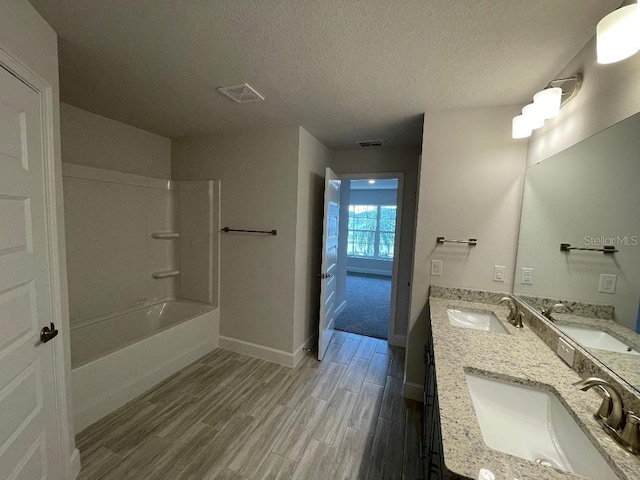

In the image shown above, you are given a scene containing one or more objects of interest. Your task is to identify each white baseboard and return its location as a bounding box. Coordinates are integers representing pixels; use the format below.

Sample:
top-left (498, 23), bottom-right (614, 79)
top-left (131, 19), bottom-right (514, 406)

top-left (335, 300), bottom-right (347, 318)
top-left (388, 334), bottom-right (407, 348)
top-left (219, 335), bottom-right (297, 367)
top-left (69, 448), bottom-right (81, 479)
top-left (347, 267), bottom-right (392, 277)
top-left (403, 381), bottom-right (424, 402)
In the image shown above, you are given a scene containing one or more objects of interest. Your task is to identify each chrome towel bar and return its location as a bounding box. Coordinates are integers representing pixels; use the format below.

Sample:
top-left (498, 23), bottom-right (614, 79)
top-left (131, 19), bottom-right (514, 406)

top-left (221, 227), bottom-right (277, 236)
top-left (436, 236), bottom-right (477, 246)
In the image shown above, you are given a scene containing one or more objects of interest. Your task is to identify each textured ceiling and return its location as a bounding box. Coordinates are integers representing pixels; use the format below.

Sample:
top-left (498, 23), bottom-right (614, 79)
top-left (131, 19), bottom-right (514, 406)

top-left (28, 0), bottom-right (620, 148)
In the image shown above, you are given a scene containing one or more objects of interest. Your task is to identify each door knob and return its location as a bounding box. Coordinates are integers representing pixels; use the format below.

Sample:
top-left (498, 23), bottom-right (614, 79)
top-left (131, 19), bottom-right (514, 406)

top-left (40, 323), bottom-right (59, 343)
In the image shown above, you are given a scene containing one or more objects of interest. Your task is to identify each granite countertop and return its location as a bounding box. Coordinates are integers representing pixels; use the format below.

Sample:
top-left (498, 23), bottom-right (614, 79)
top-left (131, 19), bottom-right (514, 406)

top-left (429, 295), bottom-right (640, 480)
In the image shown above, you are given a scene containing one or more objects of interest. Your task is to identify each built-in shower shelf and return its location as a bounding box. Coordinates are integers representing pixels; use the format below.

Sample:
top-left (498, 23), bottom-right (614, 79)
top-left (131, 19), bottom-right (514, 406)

top-left (151, 232), bottom-right (180, 239)
top-left (152, 270), bottom-right (180, 279)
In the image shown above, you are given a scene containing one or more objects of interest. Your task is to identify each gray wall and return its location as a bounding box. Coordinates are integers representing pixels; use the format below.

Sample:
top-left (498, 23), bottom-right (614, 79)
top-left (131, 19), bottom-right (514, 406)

top-left (61, 103), bottom-right (172, 179)
top-left (407, 106), bottom-right (527, 395)
top-left (293, 127), bottom-right (331, 351)
top-left (172, 127), bottom-right (300, 354)
top-left (329, 147), bottom-right (420, 341)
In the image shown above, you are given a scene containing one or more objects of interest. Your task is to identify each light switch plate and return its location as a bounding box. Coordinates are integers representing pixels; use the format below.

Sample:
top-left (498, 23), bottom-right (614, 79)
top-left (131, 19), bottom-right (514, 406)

top-left (557, 337), bottom-right (575, 366)
top-left (430, 259), bottom-right (443, 277)
top-left (521, 267), bottom-right (534, 285)
top-left (493, 265), bottom-right (505, 282)
top-left (599, 274), bottom-right (617, 294)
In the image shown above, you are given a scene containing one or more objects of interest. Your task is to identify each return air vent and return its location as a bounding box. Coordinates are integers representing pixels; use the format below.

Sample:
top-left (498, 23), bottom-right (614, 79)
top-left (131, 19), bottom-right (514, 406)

top-left (357, 140), bottom-right (384, 148)
top-left (217, 83), bottom-right (265, 103)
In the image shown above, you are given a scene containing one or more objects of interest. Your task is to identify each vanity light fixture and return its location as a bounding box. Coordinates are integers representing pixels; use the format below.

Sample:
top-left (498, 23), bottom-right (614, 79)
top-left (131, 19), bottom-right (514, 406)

top-left (512, 115), bottom-right (532, 139)
top-left (597, 2), bottom-right (640, 64)
top-left (512, 74), bottom-right (582, 139)
top-left (522, 103), bottom-right (545, 130)
top-left (533, 87), bottom-right (562, 119)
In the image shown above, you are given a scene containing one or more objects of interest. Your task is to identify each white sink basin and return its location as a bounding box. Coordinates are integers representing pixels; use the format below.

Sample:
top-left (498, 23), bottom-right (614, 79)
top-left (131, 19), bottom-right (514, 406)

top-left (556, 325), bottom-right (639, 355)
top-left (465, 373), bottom-right (617, 479)
top-left (447, 309), bottom-right (508, 334)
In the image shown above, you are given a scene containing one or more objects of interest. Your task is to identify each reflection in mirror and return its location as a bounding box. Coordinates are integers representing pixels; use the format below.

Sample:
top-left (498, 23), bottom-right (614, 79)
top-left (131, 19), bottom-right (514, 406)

top-left (514, 112), bottom-right (640, 393)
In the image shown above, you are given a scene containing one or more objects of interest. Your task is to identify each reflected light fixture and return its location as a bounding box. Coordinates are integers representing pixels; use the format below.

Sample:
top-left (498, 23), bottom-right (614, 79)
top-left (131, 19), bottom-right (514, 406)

top-left (511, 74), bottom-right (582, 139)
top-left (368, 179), bottom-right (376, 184)
top-left (597, 2), bottom-right (640, 64)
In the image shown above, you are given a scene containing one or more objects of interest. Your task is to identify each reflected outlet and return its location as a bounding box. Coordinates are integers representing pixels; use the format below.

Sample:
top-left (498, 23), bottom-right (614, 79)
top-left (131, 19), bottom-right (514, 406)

top-left (521, 267), bottom-right (534, 285)
top-left (599, 274), bottom-right (617, 294)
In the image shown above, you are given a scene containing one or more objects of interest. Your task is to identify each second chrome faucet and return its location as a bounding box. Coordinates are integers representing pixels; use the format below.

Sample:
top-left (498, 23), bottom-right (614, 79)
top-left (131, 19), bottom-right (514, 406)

top-left (574, 377), bottom-right (640, 455)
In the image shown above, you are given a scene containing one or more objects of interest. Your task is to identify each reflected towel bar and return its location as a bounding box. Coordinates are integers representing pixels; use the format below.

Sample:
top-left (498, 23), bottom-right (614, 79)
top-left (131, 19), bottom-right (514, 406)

top-left (152, 270), bottom-right (180, 279)
top-left (151, 232), bottom-right (180, 239)
top-left (436, 236), bottom-right (477, 246)
top-left (221, 227), bottom-right (277, 236)
top-left (560, 243), bottom-right (618, 254)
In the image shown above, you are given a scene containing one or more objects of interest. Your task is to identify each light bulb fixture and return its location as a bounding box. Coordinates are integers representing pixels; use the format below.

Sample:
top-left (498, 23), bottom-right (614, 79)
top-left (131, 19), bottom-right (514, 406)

top-left (533, 87), bottom-right (562, 119)
top-left (511, 74), bottom-right (582, 140)
top-left (522, 103), bottom-right (545, 130)
top-left (597, 3), bottom-right (640, 64)
top-left (512, 115), bottom-right (532, 139)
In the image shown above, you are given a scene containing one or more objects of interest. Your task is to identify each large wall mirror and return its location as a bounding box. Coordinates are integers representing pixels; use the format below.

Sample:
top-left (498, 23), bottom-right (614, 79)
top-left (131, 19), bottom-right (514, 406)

top-left (514, 111), bottom-right (640, 394)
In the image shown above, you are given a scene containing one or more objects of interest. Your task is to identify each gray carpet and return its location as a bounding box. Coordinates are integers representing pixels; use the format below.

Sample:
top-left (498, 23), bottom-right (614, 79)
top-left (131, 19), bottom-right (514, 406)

top-left (335, 273), bottom-right (391, 340)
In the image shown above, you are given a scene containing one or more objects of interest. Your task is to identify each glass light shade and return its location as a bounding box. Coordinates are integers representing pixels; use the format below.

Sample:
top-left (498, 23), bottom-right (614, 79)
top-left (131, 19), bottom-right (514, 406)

top-left (512, 115), bottom-right (532, 139)
top-left (522, 103), bottom-right (545, 130)
top-left (533, 87), bottom-right (562, 119)
top-left (597, 4), bottom-right (640, 64)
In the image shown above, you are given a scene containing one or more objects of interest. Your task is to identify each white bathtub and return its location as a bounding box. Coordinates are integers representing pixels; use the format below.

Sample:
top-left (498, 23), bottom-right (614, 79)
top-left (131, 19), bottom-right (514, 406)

top-left (71, 299), bottom-right (219, 433)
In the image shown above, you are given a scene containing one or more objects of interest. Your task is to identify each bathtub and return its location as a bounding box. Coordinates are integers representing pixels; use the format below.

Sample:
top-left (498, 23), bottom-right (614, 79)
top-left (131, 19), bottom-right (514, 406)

top-left (71, 299), bottom-right (219, 433)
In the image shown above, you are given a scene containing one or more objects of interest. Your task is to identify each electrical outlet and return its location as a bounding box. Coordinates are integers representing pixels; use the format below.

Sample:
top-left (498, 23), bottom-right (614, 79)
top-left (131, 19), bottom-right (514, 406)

top-left (599, 274), bottom-right (617, 294)
top-left (493, 265), bottom-right (505, 282)
top-left (557, 337), bottom-right (575, 366)
top-left (430, 259), bottom-right (442, 277)
top-left (521, 267), bottom-right (534, 285)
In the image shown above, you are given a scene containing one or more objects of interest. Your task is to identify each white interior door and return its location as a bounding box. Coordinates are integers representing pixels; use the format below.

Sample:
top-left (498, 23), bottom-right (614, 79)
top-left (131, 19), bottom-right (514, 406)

top-left (318, 168), bottom-right (340, 360)
top-left (0, 65), bottom-right (63, 479)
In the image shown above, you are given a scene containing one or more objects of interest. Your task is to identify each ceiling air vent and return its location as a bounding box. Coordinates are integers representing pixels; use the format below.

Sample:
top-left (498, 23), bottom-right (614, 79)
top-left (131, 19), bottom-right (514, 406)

top-left (357, 140), bottom-right (384, 148)
top-left (217, 83), bottom-right (265, 103)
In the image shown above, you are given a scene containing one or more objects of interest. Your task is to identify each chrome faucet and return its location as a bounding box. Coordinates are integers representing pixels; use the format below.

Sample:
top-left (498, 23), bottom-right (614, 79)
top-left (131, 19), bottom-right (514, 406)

top-left (574, 377), bottom-right (640, 455)
top-left (541, 303), bottom-right (572, 321)
top-left (498, 297), bottom-right (523, 328)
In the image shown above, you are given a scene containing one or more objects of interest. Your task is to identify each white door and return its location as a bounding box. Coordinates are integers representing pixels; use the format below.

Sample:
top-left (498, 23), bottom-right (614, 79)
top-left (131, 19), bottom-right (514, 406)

top-left (0, 65), bottom-right (63, 479)
top-left (318, 168), bottom-right (340, 360)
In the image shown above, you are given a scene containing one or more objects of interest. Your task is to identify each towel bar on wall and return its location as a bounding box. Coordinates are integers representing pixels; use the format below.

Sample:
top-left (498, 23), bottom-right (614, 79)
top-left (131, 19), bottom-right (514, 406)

top-left (436, 236), bottom-right (477, 246)
top-left (221, 227), bottom-right (277, 236)
top-left (152, 270), bottom-right (180, 279)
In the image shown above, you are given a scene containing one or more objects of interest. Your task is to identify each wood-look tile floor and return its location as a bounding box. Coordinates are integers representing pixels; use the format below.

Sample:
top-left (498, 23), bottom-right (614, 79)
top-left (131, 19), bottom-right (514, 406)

top-left (76, 332), bottom-right (424, 480)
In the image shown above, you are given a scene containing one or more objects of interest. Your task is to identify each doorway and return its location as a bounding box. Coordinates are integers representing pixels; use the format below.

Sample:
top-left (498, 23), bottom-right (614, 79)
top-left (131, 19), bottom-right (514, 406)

top-left (334, 177), bottom-right (401, 341)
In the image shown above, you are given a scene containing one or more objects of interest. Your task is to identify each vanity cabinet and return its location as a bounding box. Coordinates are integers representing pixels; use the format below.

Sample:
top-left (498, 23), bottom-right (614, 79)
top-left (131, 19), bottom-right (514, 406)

top-left (423, 328), bottom-right (445, 479)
